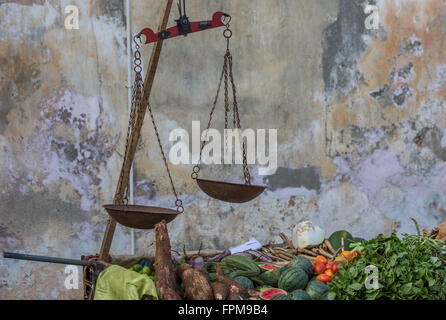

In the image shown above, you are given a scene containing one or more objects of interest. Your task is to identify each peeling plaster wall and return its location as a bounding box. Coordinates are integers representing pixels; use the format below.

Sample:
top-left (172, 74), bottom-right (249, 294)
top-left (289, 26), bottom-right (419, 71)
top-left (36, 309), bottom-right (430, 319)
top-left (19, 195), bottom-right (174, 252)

top-left (1, 0), bottom-right (446, 299)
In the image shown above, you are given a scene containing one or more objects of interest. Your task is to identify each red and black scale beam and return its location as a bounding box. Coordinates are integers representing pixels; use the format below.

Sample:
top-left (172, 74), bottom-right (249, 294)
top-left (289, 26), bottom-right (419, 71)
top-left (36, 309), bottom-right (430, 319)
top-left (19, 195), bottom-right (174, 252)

top-left (139, 11), bottom-right (230, 45)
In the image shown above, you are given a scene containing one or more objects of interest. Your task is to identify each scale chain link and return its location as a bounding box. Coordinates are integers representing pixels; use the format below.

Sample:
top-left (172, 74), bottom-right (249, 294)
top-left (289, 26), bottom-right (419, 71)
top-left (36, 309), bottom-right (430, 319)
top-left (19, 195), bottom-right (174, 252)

top-left (146, 102), bottom-right (184, 213)
top-left (191, 22), bottom-right (251, 185)
top-left (191, 53), bottom-right (226, 179)
top-left (115, 37), bottom-right (142, 205)
top-left (228, 53), bottom-right (251, 185)
top-left (117, 35), bottom-right (184, 213)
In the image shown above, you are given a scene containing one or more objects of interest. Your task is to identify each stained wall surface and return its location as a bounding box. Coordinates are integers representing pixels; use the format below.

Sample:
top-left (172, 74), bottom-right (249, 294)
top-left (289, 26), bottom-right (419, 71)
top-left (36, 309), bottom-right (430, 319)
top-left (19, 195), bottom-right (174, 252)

top-left (1, 0), bottom-right (445, 299)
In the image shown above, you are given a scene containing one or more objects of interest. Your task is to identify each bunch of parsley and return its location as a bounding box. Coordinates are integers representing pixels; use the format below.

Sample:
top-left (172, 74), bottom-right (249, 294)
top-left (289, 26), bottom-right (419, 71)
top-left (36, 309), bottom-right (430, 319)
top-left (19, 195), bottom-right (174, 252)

top-left (327, 231), bottom-right (446, 300)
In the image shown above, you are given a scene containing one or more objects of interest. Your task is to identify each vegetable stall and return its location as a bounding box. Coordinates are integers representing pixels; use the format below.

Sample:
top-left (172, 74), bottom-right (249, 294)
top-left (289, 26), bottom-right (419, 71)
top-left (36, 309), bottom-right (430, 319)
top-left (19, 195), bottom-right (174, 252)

top-left (90, 219), bottom-right (446, 300)
top-left (3, 0), bottom-right (445, 301)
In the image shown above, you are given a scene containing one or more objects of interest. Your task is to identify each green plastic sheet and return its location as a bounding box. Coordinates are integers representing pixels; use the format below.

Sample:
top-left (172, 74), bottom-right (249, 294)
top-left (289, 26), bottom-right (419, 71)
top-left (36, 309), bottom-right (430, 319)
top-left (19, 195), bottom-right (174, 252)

top-left (94, 265), bottom-right (158, 300)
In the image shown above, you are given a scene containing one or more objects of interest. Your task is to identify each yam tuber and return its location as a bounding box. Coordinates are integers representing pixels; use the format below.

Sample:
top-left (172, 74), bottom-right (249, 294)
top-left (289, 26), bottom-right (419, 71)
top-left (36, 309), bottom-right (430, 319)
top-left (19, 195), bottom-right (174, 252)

top-left (211, 282), bottom-right (229, 300)
top-left (181, 268), bottom-right (214, 300)
top-left (216, 264), bottom-right (249, 299)
top-left (154, 220), bottom-right (182, 300)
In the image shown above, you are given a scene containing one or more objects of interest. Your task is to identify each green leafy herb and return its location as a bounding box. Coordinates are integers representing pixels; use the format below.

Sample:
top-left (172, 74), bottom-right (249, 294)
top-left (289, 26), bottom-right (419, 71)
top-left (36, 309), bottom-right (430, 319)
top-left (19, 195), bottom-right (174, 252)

top-left (328, 232), bottom-right (446, 300)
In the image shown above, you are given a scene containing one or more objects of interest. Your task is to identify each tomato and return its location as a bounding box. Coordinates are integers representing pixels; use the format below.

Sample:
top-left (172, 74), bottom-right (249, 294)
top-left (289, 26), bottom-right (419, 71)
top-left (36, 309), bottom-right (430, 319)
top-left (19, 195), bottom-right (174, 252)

top-left (313, 262), bottom-right (326, 274)
top-left (315, 255), bottom-right (328, 265)
top-left (331, 261), bottom-right (340, 274)
top-left (351, 250), bottom-right (362, 259)
top-left (324, 269), bottom-right (334, 278)
top-left (316, 274), bottom-right (332, 283)
top-left (341, 251), bottom-right (353, 261)
top-left (326, 262), bottom-right (334, 269)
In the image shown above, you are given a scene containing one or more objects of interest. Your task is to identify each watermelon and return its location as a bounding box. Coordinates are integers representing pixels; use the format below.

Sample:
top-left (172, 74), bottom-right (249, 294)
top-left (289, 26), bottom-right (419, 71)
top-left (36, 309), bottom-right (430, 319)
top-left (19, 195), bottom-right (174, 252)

top-left (259, 264), bottom-right (280, 271)
top-left (270, 294), bottom-right (292, 300)
top-left (234, 276), bottom-right (255, 290)
top-left (250, 275), bottom-right (266, 286)
top-left (288, 257), bottom-right (313, 275)
top-left (278, 267), bottom-right (309, 292)
top-left (279, 266), bottom-right (288, 273)
top-left (305, 280), bottom-right (328, 300)
top-left (259, 269), bottom-right (281, 287)
top-left (259, 288), bottom-right (287, 300)
top-left (290, 289), bottom-right (311, 300)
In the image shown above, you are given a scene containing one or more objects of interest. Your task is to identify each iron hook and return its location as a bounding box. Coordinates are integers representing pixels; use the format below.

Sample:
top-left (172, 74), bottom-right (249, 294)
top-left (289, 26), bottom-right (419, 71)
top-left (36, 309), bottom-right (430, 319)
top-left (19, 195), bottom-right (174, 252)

top-left (222, 13), bottom-right (232, 26)
top-left (134, 33), bottom-right (142, 48)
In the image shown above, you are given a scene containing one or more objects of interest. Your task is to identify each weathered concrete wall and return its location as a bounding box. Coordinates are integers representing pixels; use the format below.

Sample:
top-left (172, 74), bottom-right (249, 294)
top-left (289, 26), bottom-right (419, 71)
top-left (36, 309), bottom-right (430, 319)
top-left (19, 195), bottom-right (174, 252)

top-left (1, 0), bottom-right (445, 299)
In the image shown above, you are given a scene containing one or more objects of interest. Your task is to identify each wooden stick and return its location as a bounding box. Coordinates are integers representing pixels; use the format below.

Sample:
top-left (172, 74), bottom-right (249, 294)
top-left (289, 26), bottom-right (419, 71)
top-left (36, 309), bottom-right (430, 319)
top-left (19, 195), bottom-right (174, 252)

top-left (276, 252), bottom-right (293, 261)
top-left (297, 248), bottom-right (318, 257)
top-left (274, 247), bottom-right (294, 257)
top-left (315, 248), bottom-right (334, 260)
top-left (297, 254), bottom-right (316, 261)
top-left (324, 240), bottom-right (336, 255)
top-left (280, 233), bottom-right (294, 249)
top-left (269, 261), bottom-right (290, 267)
top-left (99, 0), bottom-right (174, 261)
top-left (275, 251), bottom-right (294, 260)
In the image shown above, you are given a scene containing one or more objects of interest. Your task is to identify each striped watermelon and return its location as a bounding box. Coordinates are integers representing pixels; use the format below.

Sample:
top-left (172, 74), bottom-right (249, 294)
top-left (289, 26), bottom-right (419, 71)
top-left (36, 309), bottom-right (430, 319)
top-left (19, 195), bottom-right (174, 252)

top-left (278, 267), bottom-right (309, 292)
top-left (270, 294), bottom-right (292, 300)
top-left (234, 276), bottom-right (255, 290)
top-left (259, 269), bottom-right (281, 287)
top-left (259, 288), bottom-right (287, 300)
top-left (288, 257), bottom-right (313, 275)
top-left (305, 280), bottom-right (329, 300)
top-left (290, 289), bottom-right (311, 300)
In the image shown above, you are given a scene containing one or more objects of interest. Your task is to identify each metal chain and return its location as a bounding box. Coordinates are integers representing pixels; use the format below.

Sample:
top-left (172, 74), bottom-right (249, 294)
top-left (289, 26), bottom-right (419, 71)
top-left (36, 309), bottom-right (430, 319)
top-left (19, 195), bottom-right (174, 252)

top-left (191, 23), bottom-right (251, 185)
top-left (191, 53), bottom-right (226, 179)
top-left (228, 53), bottom-right (251, 184)
top-left (146, 102), bottom-right (184, 213)
top-left (115, 36), bottom-right (143, 205)
top-left (223, 51), bottom-right (230, 158)
top-left (118, 34), bottom-right (183, 213)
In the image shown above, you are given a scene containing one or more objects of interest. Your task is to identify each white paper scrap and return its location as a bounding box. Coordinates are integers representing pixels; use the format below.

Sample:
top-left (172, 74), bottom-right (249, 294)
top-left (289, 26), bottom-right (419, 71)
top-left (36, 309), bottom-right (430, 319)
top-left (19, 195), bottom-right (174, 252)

top-left (229, 237), bottom-right (262, 254)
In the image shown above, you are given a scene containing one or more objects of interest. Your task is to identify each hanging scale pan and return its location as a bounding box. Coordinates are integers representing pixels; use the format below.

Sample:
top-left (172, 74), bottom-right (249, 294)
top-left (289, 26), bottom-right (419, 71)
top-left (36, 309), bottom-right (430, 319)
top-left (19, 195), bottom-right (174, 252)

top-left (192, 22), bottom-right (266, 203)
top-left (103, 205), bottom-right (179, 230)
top-left (103, 36), bottom-right (183, 230)
top-left (195, 179), bottom-right (266, 204)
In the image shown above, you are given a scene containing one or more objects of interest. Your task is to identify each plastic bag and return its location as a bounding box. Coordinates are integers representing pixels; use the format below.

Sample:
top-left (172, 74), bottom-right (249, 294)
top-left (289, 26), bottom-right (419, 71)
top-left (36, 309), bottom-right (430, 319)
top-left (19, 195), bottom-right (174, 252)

top-left (94, 265), bottom-right (158, 300)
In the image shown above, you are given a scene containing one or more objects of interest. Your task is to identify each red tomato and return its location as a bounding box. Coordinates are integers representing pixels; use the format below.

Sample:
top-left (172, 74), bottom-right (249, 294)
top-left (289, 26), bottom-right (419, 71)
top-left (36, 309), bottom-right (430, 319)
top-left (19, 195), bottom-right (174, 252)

top-left (324, 269), bottom-right (334, 278)
top-left (313, 262), bottom-right (326, 274)
top-left (315, 255), bottom-right (328, 265)
top-left (316, 274), bottom-right (332, 283)
top-left (331, 261), bottom-right (340, 274)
